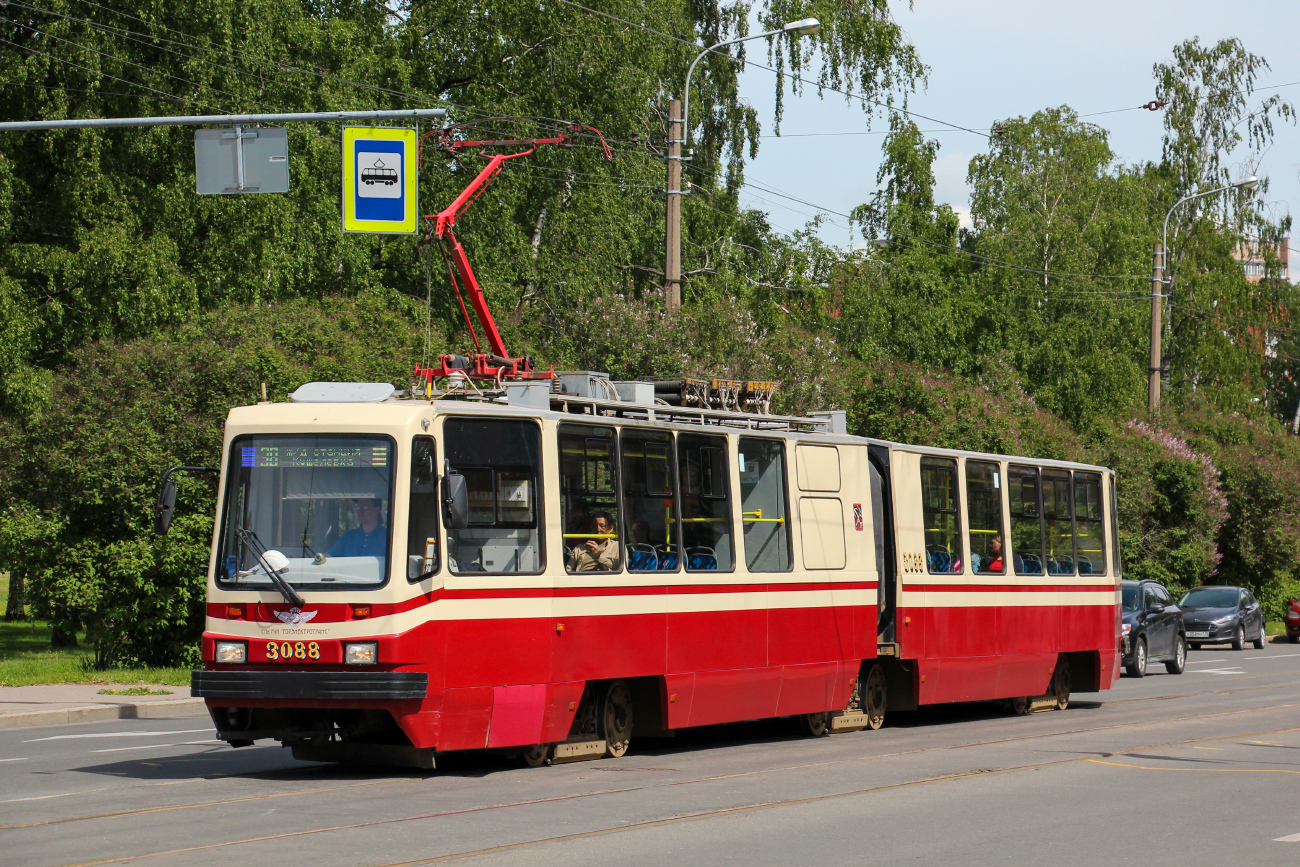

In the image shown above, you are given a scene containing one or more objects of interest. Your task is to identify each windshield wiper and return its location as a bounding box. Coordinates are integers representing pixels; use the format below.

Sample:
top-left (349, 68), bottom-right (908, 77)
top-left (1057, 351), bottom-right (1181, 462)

top-left (236, 528), bottom-right (305, 608)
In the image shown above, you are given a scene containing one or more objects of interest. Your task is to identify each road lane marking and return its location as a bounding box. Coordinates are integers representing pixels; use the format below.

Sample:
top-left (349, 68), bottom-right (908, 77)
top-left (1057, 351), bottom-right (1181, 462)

top-left (1273, 832), bottom-right (1300, 842)
top-left (1089, 758), bottom-right (1300, 774)
top-left (24, 729), bottom-right (211, 743)
top-left (1188, 659), bottom-right (1226, 664)
top-left (90, 740), bottom-right (223, 754)
top-left (0, 779), bottom-right (411, 830)
top-left (1247, 653), bottom-right (1300, 660)
top-left (1191, 747), bottom-right (1224, 750)
top-left (0, 757), bottom-right (28, 763)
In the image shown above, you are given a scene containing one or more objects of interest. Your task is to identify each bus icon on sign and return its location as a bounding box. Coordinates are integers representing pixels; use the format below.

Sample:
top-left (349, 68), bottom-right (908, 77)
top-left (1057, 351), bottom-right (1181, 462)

top-left (361, 162), bottom-right (398, 186)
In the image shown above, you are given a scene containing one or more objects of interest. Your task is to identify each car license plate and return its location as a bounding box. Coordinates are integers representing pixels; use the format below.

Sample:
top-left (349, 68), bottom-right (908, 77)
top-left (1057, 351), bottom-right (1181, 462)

top-left (1187, 631), bottom-right (1209, 638)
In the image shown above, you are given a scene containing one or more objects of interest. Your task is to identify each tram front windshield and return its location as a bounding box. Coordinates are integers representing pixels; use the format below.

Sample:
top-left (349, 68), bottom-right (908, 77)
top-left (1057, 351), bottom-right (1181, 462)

top-left (217, 434), bottom-right (394, 588)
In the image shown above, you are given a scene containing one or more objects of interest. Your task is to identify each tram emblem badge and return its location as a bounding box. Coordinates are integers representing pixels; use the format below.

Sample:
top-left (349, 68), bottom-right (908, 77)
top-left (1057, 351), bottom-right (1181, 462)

top-left (274, 608), bottom-right (319, 626)
top-left (853, 503), bottom-right (864, 532)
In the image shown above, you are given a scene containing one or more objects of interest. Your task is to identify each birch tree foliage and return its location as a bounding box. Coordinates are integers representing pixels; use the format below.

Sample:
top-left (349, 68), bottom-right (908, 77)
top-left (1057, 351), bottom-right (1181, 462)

top-left (1153, 37), bottom-right (1296, 404)
top-left (0, 0), bottom-right (927, 416)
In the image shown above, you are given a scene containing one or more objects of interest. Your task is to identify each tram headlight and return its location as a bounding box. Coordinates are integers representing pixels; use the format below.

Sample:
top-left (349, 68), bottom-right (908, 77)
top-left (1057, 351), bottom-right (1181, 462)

top-left (344, 641), bottom-right (378, 665)
top-left (215, 641), bottom-right (247, 664)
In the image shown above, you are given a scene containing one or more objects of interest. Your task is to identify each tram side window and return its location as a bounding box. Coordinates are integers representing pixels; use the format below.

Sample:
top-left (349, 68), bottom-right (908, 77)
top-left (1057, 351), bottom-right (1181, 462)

top-left (966, 460), bottom-right (1004, 574)
top-left (920, 457), bottom-right (961, 574)
top-left (1072, 471), bottom-right (1106, 576)
top-left (738, 438), bottom-right (791, 572)
top-left (1042, 469), bottom-right (1075, 575)
top-left (1009, 465), bottom-right (1044, 575)
top-left (621, 431), bottom-right (680, 571)
top-left (407, 436), bottom-right (441, 582)
top-left (1110, 474), bottom-right (1122, 576)
top-left (678, 434), bottom-right (734, 571)
top-left (559, 425), bottom-right (622, 574)
top-left (443, 419), bottom-right (543, 574)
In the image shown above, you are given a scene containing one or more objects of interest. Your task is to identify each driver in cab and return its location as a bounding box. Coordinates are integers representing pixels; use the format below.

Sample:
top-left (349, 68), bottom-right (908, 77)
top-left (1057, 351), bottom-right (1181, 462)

top-left (328, 497), bottom-right (388, 558)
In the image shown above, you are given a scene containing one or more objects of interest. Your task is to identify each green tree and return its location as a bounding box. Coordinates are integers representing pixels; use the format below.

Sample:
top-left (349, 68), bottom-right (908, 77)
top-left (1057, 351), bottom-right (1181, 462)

top-left (1153, 37), bottom-right (1297, 408)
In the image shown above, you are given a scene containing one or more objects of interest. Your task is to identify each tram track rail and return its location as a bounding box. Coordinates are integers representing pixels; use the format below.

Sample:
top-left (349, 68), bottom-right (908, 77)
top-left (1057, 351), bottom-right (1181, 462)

top-left (7, 695), bottom-right (1292, 833)
top-left (28, 692), bottom-right (1300, 867)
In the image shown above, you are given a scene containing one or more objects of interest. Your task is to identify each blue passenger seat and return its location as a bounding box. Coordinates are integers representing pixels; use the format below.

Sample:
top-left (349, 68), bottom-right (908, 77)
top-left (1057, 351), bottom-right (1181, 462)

top-left (686, 546), bottom-right (718, 570)
top-left (628, 545), bottom-right (658, 571)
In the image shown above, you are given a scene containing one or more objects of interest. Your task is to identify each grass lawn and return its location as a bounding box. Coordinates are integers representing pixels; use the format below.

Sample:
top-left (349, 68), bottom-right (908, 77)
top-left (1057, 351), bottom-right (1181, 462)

top-left (0, 574), bottom-right (190, 688)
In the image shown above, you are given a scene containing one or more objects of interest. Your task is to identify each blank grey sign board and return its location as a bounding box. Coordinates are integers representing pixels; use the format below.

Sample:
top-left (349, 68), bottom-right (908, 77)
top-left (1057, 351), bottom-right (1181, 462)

top-left (195, 126), bottom-right (289, 194)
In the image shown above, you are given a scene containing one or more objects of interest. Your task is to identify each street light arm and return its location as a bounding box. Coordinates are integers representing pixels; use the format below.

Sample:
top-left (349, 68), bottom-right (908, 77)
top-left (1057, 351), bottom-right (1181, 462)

top-left (1161, 177), bottom-right (1258, 273)
top-left (681, 27), bottom-right (785, 154)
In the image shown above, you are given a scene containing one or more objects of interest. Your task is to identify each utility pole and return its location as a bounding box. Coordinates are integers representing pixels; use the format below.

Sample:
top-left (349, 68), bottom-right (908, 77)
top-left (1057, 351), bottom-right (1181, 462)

top-left (664, 98), bottom-right (683, 309)
top-left (1148, 241), bottom-right (1164, 411)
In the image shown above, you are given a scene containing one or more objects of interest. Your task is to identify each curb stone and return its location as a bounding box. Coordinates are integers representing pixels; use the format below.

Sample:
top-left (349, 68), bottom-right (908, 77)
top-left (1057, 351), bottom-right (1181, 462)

top-left (0, 698), bottom-right (207, 730)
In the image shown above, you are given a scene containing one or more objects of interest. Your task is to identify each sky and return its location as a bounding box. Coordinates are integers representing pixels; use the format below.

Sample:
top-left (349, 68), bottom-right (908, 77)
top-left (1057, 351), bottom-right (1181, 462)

top-left (733, 0), bottom-right (1300, 255)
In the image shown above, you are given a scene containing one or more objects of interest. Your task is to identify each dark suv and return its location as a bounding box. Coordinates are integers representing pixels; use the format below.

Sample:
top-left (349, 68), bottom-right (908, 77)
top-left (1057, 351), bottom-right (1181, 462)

top-left (1121, 579), bottom-right (1186, 677)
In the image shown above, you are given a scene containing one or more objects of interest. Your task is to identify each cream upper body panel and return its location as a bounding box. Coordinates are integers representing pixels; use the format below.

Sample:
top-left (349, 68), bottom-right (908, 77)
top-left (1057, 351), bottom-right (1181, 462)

top-left (206, 397), bottom-right (1113, 632)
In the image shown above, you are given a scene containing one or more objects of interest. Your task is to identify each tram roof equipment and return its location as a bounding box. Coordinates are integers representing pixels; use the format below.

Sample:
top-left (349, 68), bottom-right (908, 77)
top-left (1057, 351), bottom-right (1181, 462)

top-left (410, 121), bottom-right (613, 388)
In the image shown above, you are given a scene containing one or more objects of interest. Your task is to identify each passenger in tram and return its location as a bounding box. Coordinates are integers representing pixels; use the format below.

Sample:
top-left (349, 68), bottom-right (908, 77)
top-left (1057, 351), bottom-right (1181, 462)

top-left (566, 498), bottom-right (591, 537)
top-left (327, 497), bottom-right (388, 559)
top-left (570, 511), bottom-right (620, 572)
top-left (979, 535), bottom-right (1005, 573)
top-left (626, 520), bottom-right (650, 546)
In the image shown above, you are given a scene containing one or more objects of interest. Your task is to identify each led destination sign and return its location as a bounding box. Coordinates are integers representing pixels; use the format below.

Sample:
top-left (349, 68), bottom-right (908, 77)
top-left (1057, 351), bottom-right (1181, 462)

top-left (240, 445), bottom-right (389, 468)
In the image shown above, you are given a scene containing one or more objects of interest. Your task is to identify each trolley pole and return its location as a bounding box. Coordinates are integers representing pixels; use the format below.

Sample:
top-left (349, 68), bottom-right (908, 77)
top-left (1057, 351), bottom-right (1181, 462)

top-left (665, 98), bottom-right (683, 310)
top-left (1148, 241), bottom-right (1163, 411)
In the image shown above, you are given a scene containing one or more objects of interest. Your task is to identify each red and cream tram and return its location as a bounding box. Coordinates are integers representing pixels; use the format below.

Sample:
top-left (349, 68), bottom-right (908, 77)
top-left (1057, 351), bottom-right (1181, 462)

top-left (182, 375), bottom-right (1120, 767)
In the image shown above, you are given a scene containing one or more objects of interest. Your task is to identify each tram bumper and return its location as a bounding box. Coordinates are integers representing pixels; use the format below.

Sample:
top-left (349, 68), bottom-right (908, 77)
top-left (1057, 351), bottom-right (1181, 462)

top-left (191, 669), bottom-right (427, 701)
top-left (194, 669), bottom-right (430, 754)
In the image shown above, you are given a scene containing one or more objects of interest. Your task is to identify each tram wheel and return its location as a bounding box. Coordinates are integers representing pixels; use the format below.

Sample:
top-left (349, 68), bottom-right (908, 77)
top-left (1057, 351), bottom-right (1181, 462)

top-left (1007, 695), bottom-right (1029, 715)
top-left (798, 712), bottom-right (831, 737)
top-left (1051, 661), bottom-right (1072, 711)
top-left (598, 680), bottom-right (634, 758)
top-left (863, 664), bottom-right (887, 730)
top-left (521, 743), bottom-right (553, 767)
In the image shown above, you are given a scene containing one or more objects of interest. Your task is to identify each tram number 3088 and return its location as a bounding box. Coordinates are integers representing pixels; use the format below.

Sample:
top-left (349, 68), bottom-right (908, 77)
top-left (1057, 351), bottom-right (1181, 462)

top-left (266, 641), bottom-right (320, 661)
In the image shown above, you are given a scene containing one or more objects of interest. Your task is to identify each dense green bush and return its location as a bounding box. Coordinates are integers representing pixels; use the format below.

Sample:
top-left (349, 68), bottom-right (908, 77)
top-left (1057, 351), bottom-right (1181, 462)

top-left (0, 291), bottom-right (429, 666)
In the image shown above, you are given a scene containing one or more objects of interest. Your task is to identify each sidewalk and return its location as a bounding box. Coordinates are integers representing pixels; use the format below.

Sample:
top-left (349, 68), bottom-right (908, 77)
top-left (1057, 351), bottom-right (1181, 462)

top-left (0, 683), bottom-right (206, 729)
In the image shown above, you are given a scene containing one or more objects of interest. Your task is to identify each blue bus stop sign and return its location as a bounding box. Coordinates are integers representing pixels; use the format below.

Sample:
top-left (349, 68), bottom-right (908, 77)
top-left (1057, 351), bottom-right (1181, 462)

top-left (342, 127), bottom-right (418, 234)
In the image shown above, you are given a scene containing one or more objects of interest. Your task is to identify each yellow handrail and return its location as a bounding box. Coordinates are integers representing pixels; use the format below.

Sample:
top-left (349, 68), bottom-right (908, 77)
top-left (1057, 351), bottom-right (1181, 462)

top-left (562, 533), bottom-right (619, 539)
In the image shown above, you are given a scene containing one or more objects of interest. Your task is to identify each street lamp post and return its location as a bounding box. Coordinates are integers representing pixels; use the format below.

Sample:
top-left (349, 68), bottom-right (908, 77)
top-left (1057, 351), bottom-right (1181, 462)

top-left (664, 17), bottom-right (820, 309)
top-left (1148, 175), bottom-right (1258, 410)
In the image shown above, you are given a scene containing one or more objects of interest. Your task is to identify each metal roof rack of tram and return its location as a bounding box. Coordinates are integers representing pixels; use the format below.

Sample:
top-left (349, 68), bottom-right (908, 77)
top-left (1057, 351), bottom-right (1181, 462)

top-left (491, 371), bottom-right (843, 434)
top-left (549, 393), bottom-right (834, 433)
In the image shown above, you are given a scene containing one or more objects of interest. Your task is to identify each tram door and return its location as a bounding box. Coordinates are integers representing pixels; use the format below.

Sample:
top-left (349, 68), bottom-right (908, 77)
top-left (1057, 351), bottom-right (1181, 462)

top-left (868, 445), bottom-right (897, 644)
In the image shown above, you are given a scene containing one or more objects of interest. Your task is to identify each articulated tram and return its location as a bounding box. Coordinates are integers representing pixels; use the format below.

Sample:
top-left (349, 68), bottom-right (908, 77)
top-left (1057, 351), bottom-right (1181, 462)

top-left (185, 375), bottom-right (1121, 768)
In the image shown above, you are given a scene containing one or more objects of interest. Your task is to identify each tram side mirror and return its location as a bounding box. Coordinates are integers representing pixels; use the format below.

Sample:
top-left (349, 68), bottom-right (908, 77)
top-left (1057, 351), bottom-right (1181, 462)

top-left (442, 467), bottom-right (469, 530)
top-left (154, 477), bottom-right (178, 535)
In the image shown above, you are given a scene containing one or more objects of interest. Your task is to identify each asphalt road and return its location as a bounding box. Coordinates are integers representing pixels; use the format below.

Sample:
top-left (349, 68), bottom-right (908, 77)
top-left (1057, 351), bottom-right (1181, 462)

top-left (4, 644), bottom-right (1300, 867)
